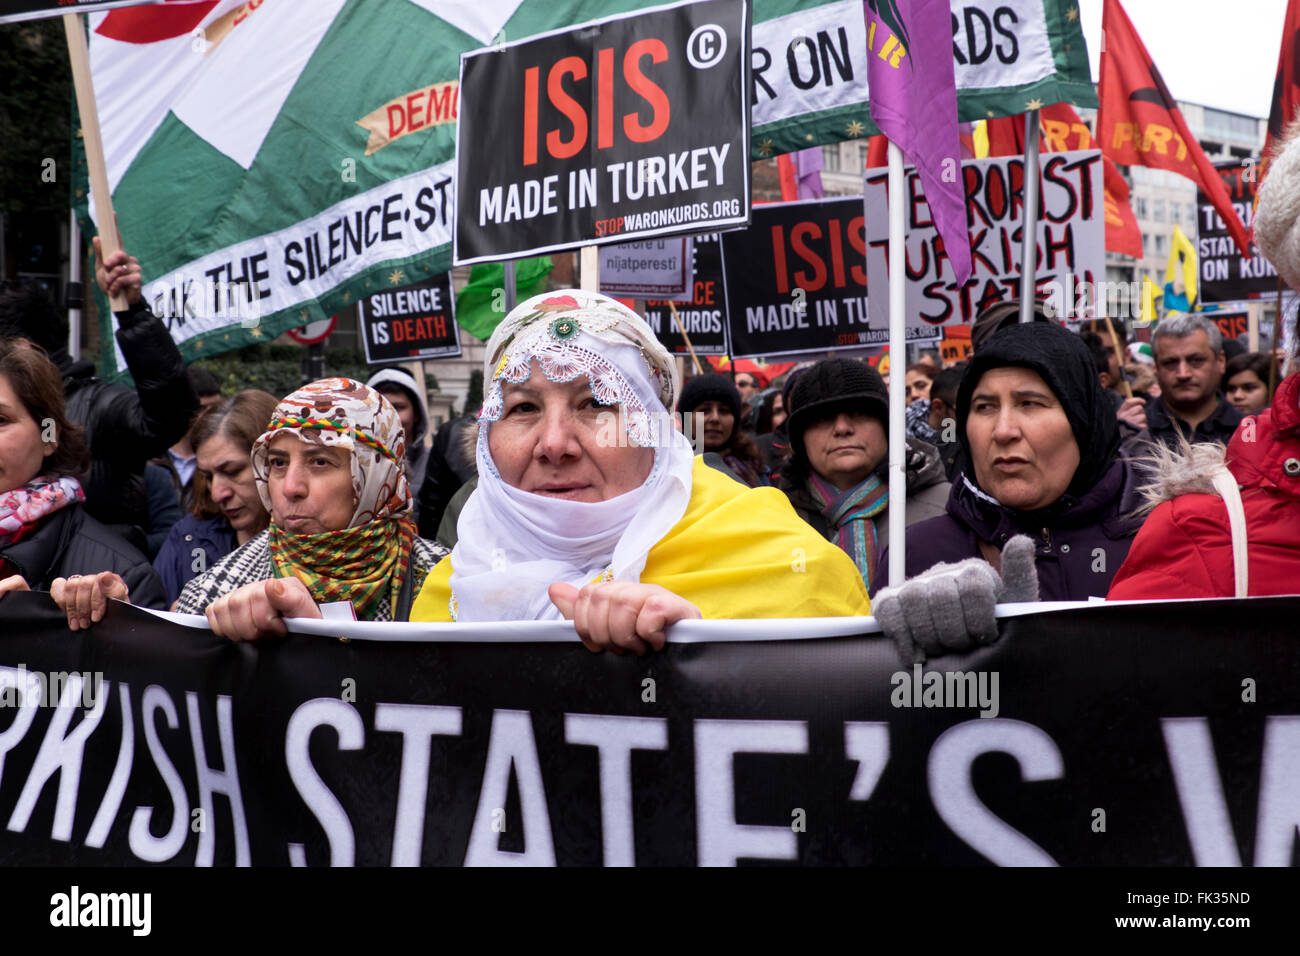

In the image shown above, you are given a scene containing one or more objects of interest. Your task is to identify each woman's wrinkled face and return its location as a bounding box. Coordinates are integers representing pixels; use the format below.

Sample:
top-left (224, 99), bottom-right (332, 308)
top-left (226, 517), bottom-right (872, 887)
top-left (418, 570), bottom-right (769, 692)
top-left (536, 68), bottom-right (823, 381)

top-left (1225, 370), bottom-right (1268, 415)
top-left (0, 373), bottom-right (53, 496)
top-left (967, 367), bottom-right (1081, 511)
top-left (488, 367), bottom-right (654, 502)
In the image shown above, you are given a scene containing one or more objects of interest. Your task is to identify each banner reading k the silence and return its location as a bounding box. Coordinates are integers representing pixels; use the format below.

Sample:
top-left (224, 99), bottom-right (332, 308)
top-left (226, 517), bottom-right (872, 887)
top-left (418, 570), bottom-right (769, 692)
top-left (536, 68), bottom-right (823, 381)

top-left (453, 0), bottom-right (751, 263)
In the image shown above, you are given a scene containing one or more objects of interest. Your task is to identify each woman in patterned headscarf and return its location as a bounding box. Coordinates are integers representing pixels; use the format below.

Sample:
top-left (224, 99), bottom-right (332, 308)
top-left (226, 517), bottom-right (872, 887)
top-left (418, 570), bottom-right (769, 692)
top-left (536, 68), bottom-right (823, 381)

top-left (410, 290), bottom-right (870, 653)
top-left (175, 377), bottom-right (446, 639)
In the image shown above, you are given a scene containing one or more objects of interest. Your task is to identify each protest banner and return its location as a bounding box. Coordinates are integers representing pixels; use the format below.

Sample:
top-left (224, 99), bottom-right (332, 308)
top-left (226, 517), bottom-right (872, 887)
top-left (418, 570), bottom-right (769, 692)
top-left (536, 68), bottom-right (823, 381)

top-left (599, 238), bottom-right (693, 299)
top-left (358, 274), bottom-right (461, 365)
top-left (749, 0), bottom-right (1095, 158)
top-left (0, 0), bottom-right (149, 25)
top-left (642, 234), bottom-right (727, 356)
top-left (864, 150), bottom-right (1105, 338)
top-left (453, 0), bottom-right (750, 264)
top-left (73, 1), bottom-right (1093, 380)
top-left (720, 197), bottom-right (886, 358)
top-left (1197, 161), bottom-right (1279, 302)
top-left (1204, 306), bottom-right (1253, 342)
top-left (1, 591), bottom-right (1298, 867)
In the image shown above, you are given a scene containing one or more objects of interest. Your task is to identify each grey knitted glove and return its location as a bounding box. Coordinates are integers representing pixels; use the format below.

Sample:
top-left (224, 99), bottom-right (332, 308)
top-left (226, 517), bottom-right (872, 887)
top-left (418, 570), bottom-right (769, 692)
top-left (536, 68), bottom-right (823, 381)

top-left (873, 535), bottom-right (1039, 665)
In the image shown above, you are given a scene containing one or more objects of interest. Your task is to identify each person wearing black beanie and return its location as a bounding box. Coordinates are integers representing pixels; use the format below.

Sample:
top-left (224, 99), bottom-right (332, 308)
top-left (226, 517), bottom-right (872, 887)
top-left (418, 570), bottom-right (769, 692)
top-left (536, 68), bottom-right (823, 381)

top-left (876, 322), bottom-right (1145, 603)
top-left (776, 358), bottom-right (949, 589)
top-left (678, 373), bottom-right (769, 487)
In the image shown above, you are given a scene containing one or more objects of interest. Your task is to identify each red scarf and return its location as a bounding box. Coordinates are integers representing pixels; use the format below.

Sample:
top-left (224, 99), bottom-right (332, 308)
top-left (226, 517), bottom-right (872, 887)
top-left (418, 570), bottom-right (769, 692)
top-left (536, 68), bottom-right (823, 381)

top-left (0, 475), bottom-right (84, 577)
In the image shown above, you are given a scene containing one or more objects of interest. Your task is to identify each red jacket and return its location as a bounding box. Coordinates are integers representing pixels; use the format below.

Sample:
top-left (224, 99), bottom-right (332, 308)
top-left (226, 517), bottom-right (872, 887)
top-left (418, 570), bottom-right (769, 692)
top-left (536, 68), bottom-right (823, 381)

top-left (1108, 373), bottom-right (1300, 599)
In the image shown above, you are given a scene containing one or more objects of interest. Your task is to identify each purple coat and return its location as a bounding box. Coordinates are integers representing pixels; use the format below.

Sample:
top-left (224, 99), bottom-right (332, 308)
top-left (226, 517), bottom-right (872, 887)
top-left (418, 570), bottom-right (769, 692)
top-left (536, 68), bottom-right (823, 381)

top-left (872, 458), bottom-right (1145, 601)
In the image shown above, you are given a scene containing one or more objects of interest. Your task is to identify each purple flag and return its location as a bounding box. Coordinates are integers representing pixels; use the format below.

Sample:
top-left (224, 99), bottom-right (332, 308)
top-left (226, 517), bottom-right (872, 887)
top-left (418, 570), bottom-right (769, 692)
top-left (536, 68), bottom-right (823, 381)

top-left (864, 0), bottom-right (971, 286)
top-left (794, 146), bottom-right (825, 199)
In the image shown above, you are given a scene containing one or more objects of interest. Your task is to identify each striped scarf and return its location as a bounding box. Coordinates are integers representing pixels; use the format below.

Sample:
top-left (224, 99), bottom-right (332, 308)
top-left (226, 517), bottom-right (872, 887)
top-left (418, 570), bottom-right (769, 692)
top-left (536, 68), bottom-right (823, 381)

top-left (269, 517), bottom-right (415, 620)
top-left (806, 471), bottom-right (888, 585)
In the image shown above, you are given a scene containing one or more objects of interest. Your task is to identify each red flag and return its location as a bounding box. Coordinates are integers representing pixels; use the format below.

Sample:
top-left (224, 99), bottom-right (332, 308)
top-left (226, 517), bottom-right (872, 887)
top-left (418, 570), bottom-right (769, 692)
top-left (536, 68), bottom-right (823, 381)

top-left (776, 153), bottom-right (798, 201)
top-left (1098, 0), bottom-right (1251, 256)
top-left (1261, 0), bottom-right (1300, 188)
top-left (866, 134), bottom-right (889, 169)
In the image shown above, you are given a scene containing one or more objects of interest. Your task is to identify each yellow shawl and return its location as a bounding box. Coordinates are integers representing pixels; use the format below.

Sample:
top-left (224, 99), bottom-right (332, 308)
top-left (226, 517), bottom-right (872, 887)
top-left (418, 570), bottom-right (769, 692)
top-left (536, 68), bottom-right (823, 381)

top-left (411, 458), bottom-right (871, 621)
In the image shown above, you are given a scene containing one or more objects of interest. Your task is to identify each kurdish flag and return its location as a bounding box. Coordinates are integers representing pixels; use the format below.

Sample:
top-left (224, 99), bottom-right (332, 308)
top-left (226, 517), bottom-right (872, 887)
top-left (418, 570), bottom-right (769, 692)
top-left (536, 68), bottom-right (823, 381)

top-left (76, 0), bottom-right (1097, 377)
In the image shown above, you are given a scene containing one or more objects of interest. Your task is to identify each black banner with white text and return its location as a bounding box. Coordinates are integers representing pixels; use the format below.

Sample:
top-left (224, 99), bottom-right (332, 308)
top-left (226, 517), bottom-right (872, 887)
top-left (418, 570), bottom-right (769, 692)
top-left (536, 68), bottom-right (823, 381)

top-left (1, 592), bottom-right (1298, 866)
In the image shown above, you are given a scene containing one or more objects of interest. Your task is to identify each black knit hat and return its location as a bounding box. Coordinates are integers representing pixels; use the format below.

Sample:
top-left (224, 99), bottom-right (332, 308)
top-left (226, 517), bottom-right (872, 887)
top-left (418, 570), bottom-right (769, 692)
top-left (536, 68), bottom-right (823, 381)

top-left (786, 359), bottom-right (889, 466)
top-left (678, 373), bottom-right (742, 420)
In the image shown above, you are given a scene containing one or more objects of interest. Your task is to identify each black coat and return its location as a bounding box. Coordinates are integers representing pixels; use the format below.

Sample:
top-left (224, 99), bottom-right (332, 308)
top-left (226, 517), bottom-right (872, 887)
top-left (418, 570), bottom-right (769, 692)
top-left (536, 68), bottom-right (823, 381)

top-left (0, 504), bottom-right (167, 610)
top-left (58, 300), bottom-right (198, 544)
top-left (875, 458), bottom-right (1145, 601)
top-left (1144, 394), bottom-right (1243, 450)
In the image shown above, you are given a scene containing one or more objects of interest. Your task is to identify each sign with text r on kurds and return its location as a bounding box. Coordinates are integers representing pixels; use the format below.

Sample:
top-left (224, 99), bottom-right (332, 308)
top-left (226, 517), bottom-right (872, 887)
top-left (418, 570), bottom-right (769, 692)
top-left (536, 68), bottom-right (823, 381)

top-left (1196, 161), bottom-right (1279, 303)
top-left (453, 0), bottom-right (751, 264)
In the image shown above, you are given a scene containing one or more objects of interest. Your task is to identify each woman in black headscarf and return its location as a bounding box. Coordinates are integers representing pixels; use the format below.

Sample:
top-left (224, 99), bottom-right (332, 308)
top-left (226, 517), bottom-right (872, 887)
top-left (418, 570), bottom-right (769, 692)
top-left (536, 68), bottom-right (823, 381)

top-left (873, 321), bottom-right (1145, 602)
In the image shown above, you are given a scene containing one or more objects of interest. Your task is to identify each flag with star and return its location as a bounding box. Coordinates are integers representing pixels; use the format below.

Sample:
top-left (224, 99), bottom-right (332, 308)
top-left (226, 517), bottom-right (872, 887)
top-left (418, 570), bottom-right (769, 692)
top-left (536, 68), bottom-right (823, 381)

top-left (71, 0), bottom-right (1097, 377)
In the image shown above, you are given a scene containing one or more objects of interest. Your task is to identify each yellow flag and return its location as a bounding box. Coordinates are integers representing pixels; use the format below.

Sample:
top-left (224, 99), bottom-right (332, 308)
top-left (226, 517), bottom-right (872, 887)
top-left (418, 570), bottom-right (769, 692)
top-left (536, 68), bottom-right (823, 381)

top-left (972, 119), bottom-right (990, 159)
top-left (1163, 226), bottom-right (1198, 309)
top-left (1140, 276), bottom-right (1160, 323)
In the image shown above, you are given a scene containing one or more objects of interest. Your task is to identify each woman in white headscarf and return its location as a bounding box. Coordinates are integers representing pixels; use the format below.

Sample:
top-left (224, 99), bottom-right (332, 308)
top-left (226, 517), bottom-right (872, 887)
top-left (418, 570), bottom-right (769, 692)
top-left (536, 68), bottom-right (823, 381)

top-left (411, 290), bottom-right (870, 653)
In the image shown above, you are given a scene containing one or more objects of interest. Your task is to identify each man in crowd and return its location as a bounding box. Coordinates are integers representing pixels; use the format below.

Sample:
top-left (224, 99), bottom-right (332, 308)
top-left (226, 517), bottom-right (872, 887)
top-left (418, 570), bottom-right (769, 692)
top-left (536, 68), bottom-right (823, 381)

top-left (366, 366), bottom-right (431, 529)
top-left (0, 238), bottom-right (198, 551)
top-left (925, 364), bottom-right (964, 481)
top-left (1144, 313), bottom-right (1242, 449)
top-left (733, 371), bottom-right (761, 408)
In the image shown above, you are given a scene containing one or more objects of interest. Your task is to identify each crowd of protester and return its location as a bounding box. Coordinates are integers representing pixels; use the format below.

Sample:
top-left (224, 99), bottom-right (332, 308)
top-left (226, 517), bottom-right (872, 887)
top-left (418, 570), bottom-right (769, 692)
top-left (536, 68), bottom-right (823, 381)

top-left (3, 136), bottom-right (1300, 660)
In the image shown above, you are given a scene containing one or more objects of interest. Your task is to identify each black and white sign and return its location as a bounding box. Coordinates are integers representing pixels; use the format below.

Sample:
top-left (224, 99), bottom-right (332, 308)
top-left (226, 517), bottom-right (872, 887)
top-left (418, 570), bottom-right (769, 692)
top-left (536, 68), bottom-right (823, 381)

top-left (600, 238), bottom-right (693, 298)
top-left (864, 150), bottom-right (1105, 339)
top-left (1197, 161), bottom-right (1279, 302)
top-left (721, 197), bottom-right (880, 357)
top-left (358, 274), bottom-right (461, 365)
top-left (453, 0), bottom-right (751, 264)
top-left (3, 592), bottom-right (1300, 866)
top-left (642, 233), bottom-right (727, 355)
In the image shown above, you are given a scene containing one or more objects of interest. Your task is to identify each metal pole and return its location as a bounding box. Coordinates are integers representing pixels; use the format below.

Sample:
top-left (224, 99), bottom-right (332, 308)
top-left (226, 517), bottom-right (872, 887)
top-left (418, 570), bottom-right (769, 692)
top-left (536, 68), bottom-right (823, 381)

top-left (887, 142), bottom-right (907, 589)
top-left (1019, 109), bottom-right (1041, 323)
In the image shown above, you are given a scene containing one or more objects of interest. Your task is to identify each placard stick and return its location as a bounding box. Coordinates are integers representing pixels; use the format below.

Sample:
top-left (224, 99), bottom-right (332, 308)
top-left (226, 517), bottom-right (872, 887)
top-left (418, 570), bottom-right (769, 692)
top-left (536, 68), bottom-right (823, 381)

top-left (1248, 301), bottom-right (1260, 353)
top-left (1102, 315), bottom-right (1133, 398)
top-left (63, 13), bottom-right (127, 312)
top-left (886, 141), bottom-right (907, 588)
top-left (1018, 109), bottom-right (1041, 324)
top-left (668, 302), bottom-right (703, 374)
top-left (580, 246), bottom-right (600, 292)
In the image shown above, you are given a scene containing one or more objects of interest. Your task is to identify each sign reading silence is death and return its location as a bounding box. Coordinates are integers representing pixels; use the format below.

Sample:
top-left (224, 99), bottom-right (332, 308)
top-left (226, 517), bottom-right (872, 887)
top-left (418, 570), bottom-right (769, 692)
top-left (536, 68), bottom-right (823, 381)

top-left (358, 274), bottom-right (461, 365)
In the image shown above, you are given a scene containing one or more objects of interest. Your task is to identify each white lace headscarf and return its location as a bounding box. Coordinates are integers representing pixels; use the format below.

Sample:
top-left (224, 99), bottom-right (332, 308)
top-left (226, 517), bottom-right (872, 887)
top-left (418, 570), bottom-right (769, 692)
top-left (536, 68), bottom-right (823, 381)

top-left (449, 290), bottom-right (695, 621)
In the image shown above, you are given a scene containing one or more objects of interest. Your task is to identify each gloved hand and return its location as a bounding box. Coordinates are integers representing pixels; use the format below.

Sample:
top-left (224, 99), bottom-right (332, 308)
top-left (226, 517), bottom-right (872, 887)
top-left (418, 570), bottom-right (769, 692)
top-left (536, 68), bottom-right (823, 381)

top-left (872, 535), bottom-right (1039, 665)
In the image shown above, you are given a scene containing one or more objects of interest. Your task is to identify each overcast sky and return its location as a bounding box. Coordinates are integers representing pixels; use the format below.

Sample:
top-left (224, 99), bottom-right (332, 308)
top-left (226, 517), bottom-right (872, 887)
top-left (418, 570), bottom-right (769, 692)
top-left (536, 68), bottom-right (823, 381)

top-left (1076, 0), bottom-right (1287, 117)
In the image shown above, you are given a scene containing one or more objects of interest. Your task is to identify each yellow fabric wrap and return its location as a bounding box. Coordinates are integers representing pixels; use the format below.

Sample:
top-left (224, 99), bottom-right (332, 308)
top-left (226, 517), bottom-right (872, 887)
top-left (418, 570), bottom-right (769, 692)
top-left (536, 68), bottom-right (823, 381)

top-left (411, 458), bottom-right (871, 622)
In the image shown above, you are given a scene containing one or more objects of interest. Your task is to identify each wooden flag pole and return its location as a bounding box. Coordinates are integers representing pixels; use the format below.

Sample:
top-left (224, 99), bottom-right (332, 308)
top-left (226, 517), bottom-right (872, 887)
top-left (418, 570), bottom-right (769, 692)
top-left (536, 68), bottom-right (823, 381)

top-left (63, 13), bottom-right (127, 312)
top-left (580, 246), bottom-right (600, 292)
top-left (668, 302), bottom-right (703, 374)
top-left (503, 260), bottom-right (517, 312)
top-left (1018, 109), bottom-right (1040, 323)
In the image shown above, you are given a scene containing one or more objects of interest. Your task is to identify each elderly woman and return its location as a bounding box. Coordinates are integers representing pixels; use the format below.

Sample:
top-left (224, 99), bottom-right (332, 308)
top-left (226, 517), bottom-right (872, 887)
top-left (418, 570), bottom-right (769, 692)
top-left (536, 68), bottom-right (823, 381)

top-left (171, 377), bottom-right (447, 639)
top-left (0, 338), bottom-right (165, 623)
top-left (410, 290), bottom-right (869, 652)
top-left (152, 389), bottom-right (277, 605)
top-left (872, 322), bottom-right (1145, 660)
